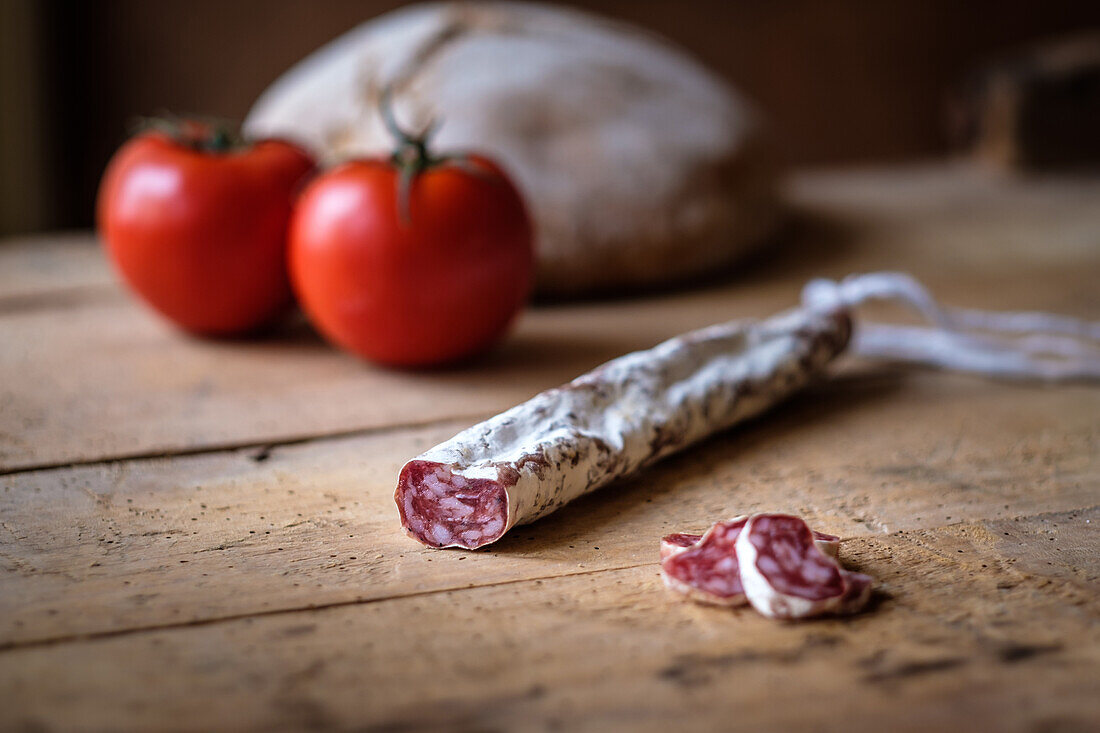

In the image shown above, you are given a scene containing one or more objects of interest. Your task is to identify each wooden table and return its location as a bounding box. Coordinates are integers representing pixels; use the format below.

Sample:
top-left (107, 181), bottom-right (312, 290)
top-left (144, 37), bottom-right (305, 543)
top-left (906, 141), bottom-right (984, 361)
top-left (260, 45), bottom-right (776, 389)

top-left (1, 163), bottom-right (1098, 732)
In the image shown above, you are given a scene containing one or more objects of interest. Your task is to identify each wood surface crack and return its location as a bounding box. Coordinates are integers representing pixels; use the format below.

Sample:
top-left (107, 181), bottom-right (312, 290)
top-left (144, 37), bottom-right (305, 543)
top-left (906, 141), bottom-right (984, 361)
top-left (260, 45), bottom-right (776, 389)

top-left (0, 561), bottom-right (655, 654)
top-left (0, 285), bottom-right (120, 316)
top-left (860, 656), bottom-right (967, 684)
top-left (0, 411), bottom-right (493, 478)
top-left (0, 521), bottom-right (22, 542)
top-left (0, 549), bottom-right (81, 582)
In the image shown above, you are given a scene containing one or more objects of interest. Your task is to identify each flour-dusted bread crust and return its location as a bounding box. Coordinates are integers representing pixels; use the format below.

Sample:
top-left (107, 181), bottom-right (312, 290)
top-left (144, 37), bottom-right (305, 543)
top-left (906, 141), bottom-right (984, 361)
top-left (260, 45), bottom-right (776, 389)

top-left (395, 306), bottom-right (851, 549)
top-left (244, 1), bottom-right (780, 298)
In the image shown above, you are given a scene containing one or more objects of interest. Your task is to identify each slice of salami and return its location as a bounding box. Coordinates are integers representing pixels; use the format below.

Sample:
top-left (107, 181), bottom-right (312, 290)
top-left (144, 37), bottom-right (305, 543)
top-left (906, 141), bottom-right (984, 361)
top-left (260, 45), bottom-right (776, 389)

top-left (660, 521), bottom-right (842, 606)
top-left (395, 306), bottom-right (851, 549)
top-left (662, 528), bottom-right (839, 562)
top-left (660, 517), bottom-right (749, 607)
top-left (736, 513), bottom-right (871, 619)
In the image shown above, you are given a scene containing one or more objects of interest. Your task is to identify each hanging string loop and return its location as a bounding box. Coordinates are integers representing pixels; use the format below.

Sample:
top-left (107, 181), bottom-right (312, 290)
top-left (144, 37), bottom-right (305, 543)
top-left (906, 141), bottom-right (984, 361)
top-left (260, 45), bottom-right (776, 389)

top-left (801, 272), bottom-right (1100, 381)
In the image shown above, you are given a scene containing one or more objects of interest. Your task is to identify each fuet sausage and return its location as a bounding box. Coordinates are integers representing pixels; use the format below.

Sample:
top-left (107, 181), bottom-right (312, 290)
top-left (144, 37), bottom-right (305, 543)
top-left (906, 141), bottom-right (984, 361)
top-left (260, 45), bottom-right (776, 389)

top-left (396, 271), bottom-right (1100, 550)
top-left (395, 306), bottom-right (851, 549)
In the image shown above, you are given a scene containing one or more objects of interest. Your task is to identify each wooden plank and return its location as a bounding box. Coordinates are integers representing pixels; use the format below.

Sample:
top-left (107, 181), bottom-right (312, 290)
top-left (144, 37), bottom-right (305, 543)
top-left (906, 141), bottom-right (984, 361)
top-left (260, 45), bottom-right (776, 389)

top-left (1, 515), bottom-right (1097, 732)
top-left (2, 164), bottom-right (1099, 730)
top-left (0, 289), bottom-right (775, 474)
top-left (3, 368), bottom-right (1097, 647)
top-left (0, 232), bottom-right (116, 308)
top-left (2, 164), bottom-right (1099, 472)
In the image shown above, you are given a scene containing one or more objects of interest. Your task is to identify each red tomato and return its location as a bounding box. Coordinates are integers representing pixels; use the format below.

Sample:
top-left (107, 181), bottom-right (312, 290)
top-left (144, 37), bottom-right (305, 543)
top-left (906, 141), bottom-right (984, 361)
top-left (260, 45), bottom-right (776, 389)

top-left (97, 124), bottom-right (314, 335)
top-left (289, 154), bottom-right (534, 367)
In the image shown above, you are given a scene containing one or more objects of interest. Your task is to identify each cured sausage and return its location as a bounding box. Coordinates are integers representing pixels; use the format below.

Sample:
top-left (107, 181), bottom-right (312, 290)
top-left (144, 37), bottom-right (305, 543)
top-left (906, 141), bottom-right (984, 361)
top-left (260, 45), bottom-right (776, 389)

top-left (736, 514), bottom-right (872, 619)
top-left (661, 528), bottom-right (839, 561)
top-left (395, 306), bottom-right (851, 549)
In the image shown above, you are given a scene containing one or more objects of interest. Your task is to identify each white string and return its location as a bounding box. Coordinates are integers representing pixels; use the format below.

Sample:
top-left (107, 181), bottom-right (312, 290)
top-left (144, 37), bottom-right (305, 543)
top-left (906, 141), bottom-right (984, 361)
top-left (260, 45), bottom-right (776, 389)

top-left (801, 272), bottom-right (1100, 381)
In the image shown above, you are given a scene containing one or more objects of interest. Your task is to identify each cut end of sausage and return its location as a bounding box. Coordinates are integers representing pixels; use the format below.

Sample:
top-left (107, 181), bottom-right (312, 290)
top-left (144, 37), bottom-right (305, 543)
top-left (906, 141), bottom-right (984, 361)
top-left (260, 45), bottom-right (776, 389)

top-left (395, 460), bottom-right (509, 549)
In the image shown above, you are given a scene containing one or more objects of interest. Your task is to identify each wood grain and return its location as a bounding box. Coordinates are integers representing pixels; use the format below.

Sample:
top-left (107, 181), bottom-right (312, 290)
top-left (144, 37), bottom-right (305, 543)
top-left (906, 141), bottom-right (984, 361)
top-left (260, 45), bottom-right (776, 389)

top-left (0, 233), bottom-right (115, 305)
top-left (2, 517), bottom-right (1097, 732)
top-left (0, 274), bottom-right (792, 474)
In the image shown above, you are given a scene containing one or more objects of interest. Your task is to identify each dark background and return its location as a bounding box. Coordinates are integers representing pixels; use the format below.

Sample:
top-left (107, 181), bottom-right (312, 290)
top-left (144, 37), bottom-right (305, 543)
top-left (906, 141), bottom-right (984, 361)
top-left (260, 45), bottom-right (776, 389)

top-left (2, 0), bottom-right (1099, 237)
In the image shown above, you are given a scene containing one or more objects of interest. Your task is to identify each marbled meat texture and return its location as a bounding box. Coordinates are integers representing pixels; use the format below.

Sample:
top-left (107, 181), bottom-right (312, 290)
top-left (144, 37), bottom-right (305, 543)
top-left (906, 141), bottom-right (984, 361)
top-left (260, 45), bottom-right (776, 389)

top-left (659, 519), bottom-right (843, 606)
top-left (659, 532), bottom-right (706, 561)
top-left (736, 514), bottom-right (873, 619)
top-left (660, 528), bottom-right (840, 561)
top-left (395, 306), bottom-right (851, 549)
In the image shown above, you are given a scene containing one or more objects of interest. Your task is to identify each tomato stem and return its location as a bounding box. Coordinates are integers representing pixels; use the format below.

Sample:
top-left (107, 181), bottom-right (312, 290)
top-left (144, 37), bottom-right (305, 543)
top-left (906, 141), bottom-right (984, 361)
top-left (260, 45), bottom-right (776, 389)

top-left (378, 87), bottom-right (500, 224)
top-left (379, 86), bottom-right (447, 225)
top-left (133, 114), bottom-right (246, 154)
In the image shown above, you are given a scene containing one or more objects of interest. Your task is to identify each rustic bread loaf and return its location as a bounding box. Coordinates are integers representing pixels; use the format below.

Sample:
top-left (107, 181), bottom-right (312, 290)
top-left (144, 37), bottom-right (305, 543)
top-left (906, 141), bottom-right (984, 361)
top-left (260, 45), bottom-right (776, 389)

top-left (245, 1), bottom-right (779, 298)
